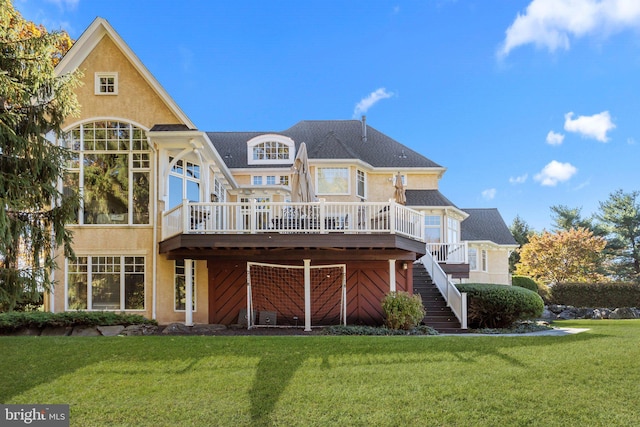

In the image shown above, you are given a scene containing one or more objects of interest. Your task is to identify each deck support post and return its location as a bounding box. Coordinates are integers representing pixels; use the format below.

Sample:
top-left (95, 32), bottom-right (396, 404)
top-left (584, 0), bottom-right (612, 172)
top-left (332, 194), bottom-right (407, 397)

top-left (185, 259), bottom-right (194, 326)
top-left (389, 259), bottom-right (396, 292)
top-left (304, 259), bottom-right (312, 331)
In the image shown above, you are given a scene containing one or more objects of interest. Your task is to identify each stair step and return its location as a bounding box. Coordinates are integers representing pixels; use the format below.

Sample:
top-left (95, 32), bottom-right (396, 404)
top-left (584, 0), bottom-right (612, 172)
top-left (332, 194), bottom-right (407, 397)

top-left (413, 262), bottom-right (462, 332)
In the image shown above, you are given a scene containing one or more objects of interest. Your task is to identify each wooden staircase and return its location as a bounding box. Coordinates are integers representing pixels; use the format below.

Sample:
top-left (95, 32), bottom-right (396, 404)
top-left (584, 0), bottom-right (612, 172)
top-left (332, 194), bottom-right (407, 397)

top-left (413, 263), bottom-right (465, 333)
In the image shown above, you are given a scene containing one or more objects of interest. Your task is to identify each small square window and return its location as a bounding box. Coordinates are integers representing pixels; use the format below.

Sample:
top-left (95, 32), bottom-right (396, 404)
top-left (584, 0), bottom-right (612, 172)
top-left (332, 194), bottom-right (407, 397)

top-left (95, 73), bottom-right (118, 95)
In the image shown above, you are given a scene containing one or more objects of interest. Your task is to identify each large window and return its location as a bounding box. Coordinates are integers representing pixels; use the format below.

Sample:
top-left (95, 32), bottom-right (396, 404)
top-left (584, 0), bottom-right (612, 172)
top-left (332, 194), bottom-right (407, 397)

top-left (175, 260), bottom-right (196, 311)
top-left (62, 121), bottom-right (150, 225)
top-left (253, 141), bottom-right (289, 161)
top-left (317, 167), bottom-right (349, 194)
top-left (67, 256), bottom-right (145, 310)
top-left (168, 158), bottom-right (200, 209)
top-left (424, 215), bottom-right (441, 243)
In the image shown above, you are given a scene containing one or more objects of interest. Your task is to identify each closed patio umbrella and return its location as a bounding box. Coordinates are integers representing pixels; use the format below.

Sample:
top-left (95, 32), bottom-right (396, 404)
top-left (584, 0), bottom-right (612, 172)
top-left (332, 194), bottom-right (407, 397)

top-left (291, 142), bottom-right (316, 203)
top-left (394, 171), bottom-right (406, 205)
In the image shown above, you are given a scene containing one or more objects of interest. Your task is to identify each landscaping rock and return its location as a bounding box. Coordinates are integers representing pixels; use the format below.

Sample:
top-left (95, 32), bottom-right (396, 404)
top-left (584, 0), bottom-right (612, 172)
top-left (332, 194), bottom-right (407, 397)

top-left (161, 323), bottom-right (193, 335)
top-left (71, 326), bottom-right (101, 336)
top-left (557, 309), bottom-right (577, 320)
top-left (97, 325), bottom-right (125, 336)
top-left (41, 326), bottom-right (73, 336)
top-left (540, 308), bottom-right (556, 320)
top-left (609, 307), bottom-right (638, 319)
top-left (120, 324), bottom-right (158, 336)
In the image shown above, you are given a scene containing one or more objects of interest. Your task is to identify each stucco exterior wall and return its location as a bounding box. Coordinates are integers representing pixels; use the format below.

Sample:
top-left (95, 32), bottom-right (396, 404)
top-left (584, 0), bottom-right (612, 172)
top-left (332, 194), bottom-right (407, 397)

top-left (466, 247), bottom-right (512, 285)
top-left (64, 36), bottom-right (182, 129)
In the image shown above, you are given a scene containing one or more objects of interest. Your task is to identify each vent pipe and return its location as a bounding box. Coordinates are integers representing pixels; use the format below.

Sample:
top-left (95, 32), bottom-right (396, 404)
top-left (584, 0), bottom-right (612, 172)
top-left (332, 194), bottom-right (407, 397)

top-left (361, 115), bottom-right (367, 142)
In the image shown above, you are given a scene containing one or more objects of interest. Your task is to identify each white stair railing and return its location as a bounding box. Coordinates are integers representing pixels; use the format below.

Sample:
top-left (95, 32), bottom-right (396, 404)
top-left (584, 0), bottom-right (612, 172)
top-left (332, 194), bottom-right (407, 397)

top-left (418, 252), bottom-right (467, 329)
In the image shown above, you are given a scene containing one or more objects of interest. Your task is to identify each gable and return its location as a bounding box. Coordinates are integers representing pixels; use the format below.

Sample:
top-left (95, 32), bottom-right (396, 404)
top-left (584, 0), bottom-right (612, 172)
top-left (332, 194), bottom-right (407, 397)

top-left (56, 18), bottom-right (194, 130)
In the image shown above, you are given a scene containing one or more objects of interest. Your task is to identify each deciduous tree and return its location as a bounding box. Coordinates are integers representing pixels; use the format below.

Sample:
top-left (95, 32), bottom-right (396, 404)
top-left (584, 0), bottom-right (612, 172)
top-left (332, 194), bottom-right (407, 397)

top-left (0, 0), bottom-right (80, 310)
top-left (515, 228), bottom-right (607, 285)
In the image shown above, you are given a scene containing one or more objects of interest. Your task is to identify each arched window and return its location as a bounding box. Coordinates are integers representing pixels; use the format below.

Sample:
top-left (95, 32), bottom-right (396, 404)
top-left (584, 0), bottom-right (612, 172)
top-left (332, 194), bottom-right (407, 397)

top-left (247, 135), bottom-right (295, 165)
top-left (61, 121), bottom-right (151, 225)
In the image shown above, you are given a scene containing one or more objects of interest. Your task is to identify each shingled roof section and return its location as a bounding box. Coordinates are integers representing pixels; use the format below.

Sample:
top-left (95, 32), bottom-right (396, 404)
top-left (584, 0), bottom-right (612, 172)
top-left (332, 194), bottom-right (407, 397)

top-left (405, 189), bottom-right (458, 208)
top-left (461, 208), bottom-right (518, 245)
top-left (150, 124), bottom-right (195, 131)
top-left (207, 120), bottom-right (442, 169)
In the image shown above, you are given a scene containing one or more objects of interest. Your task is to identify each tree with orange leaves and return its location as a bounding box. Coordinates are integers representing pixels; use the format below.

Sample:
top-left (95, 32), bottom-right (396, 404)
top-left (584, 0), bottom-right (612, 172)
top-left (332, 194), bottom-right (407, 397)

top-left (515, 227), bottom-right (608, 285)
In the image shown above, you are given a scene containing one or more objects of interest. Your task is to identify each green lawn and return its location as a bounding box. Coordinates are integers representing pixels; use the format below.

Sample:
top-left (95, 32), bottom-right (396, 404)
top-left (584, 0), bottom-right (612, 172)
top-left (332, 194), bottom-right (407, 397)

top-left (1, 320), bottom-right (639, 426)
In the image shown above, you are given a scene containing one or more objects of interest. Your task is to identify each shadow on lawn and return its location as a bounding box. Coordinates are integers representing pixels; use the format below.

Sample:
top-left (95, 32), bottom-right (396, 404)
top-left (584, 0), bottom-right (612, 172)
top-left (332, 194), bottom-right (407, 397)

top-left (0, 330), bottom-right (608, 425)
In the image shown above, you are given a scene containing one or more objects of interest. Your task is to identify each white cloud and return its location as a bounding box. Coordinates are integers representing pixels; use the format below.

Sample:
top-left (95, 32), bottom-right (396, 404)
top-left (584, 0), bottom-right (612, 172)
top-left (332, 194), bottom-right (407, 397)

top-left (353, 88), bottom-right (394, 118)
top-left (534, 160), bottom-right (577, 186)
top-left (627, 137), bottom-right (637, 145)
top-left (509, 174), bottom-right (528, 184)
top-left (564, 111), bottom-right (615, 142)
top-left (498, 0), bottom-right (640, 58)
top-left (546, 130), bottom-right (565, 145)
top-left (482, 188), bottom-right (497, 200)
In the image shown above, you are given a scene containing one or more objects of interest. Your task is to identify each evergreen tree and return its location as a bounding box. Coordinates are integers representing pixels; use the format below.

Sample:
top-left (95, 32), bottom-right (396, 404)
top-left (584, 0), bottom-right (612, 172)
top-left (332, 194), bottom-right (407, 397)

top-left (508, 215), bottom-right (534, 273)
top-left (0, 0), bottom-right (80, 311)
top-left (597, 189), bottom-right (640, 282)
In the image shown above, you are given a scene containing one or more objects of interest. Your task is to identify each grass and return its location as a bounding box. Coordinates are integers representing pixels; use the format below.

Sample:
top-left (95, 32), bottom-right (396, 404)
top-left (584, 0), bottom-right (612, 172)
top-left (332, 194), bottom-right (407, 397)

top-left (1, 320), bottom-right (639, 426)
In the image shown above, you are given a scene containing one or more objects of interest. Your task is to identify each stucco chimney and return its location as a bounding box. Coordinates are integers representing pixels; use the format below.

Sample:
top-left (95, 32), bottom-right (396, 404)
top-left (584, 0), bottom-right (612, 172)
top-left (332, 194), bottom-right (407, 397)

top-left (361, 115), bottom-right (367, 142)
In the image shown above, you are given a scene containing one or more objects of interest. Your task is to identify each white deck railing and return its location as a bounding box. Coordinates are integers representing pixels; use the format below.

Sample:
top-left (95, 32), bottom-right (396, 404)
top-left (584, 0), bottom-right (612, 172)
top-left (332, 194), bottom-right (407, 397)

top-left (425, 242), bottom-right (468, 264)
top-left (162, 199), bottom-right (425, 242)
top-left (419, 252), bottom-right (467, 329)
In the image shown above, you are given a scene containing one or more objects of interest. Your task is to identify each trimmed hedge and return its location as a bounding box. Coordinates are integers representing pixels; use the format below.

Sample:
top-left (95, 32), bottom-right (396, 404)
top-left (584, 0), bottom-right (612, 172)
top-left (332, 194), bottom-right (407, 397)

top-left (512, 275), bottom-right (538, 292)
top-left (0, 311), bottom-right (156, 333)
top-left (456, 283), bottom-right (544, 329)
top-left (551, 282), bottom-right (640, 308)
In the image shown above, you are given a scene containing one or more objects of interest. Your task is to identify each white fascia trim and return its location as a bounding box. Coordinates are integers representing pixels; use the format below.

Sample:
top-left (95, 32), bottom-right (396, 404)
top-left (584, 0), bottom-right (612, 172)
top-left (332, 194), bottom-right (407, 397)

top-left (149, 130), bottom-right (238, 190)
top-left (55, 17), bottom-right (196, 129)
top-left (465, 241), bottom-right (519, 251)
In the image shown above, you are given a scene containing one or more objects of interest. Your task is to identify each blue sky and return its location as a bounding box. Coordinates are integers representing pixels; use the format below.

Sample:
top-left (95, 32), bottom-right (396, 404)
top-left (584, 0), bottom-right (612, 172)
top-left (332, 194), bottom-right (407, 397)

top-left (15, 0), bottom-right (640, 231)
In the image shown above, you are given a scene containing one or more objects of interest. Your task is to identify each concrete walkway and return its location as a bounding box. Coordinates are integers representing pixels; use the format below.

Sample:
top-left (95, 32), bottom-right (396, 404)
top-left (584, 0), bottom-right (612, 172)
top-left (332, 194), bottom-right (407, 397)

top-left (444, 327), bottom-right (590, 337)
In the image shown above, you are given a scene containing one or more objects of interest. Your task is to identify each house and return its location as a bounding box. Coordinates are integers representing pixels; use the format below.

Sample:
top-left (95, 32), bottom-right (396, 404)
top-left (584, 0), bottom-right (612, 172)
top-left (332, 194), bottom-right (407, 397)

top-left (47, 17), bottom-right (517, 330)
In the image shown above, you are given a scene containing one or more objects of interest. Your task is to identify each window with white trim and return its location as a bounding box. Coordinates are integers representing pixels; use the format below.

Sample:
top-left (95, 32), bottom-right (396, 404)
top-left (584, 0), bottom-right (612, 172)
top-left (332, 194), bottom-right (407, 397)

top-left (95, 72), bottom-right (118, 95)
top-left (61, 121), bottom-right (150, 225)
top-left (447, 217), bottom-right (459, 243)
top-left (424, 215), bottom-right (441, 243)
top-left (175, 260), bottom-right (196, 311)
top-left (468, 248), bottom-right (488, 272)
top-left (252, 175), bottom-right (289, 186)
top-left (356, 169), bottom-right (366, 199)
top-left (66, 256), bottom-right (145, 310)
top-left (247, 135), bottom-right (295, 165)
top-left (168, 157), bottom-right (200, 209)
top-left (317, 167), bottom-right (349, 194)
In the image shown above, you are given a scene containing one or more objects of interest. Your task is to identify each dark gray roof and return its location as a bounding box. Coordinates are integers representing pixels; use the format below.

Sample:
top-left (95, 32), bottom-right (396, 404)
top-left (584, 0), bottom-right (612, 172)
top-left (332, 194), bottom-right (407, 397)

top-left (206, 120), bottom-right (442, 169)
top-left (461, 208), bottom-right (517, 245)
top-left (150, 124), bottom-right (194, 131)
top-left (405, 189), bottom-right (458, 208)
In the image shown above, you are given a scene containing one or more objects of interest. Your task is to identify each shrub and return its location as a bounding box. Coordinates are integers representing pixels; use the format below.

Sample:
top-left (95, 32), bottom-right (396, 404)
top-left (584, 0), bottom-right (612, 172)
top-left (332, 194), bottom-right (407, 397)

top-left (550, 282), bottom-right (640, 307)
top-left (322, 324), bottom-right (438, 336)
top-left (512, 275), bottom-right (538, 292)
top-left (456, 283), bottom-right (544, 329)
top-left (381, 291), bottom-right (425, 330)
top-left (0, 311), bottom-right (156, 333)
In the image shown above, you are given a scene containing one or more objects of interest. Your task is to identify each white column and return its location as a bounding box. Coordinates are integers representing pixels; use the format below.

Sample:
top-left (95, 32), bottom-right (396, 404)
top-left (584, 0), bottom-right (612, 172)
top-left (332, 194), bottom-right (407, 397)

top-left (389, 259), bottom-right (397, 292)
top-left (185, 259), bottom-right (194, 326)
top-left (304, 259), bottom-right (311, 331)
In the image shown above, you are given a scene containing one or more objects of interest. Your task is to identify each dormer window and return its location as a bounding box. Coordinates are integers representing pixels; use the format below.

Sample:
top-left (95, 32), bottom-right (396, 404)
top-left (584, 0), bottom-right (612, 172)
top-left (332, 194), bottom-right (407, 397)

top-left (247, 135), bottom-right (295, 165)
top-left (95, 72), bottom-right (118, 95)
